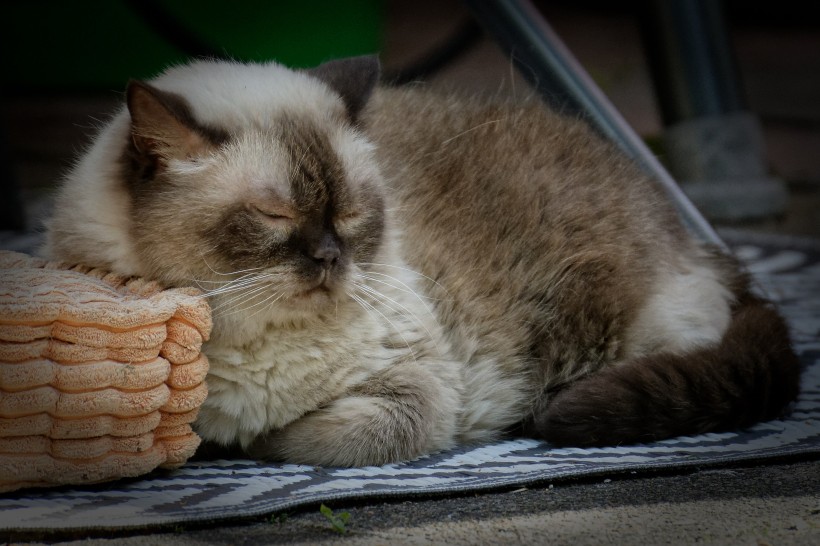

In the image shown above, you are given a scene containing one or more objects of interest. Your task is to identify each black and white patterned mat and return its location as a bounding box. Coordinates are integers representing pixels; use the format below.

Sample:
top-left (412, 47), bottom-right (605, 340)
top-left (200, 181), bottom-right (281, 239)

top-left (1, 228), bottom-right (818, 533)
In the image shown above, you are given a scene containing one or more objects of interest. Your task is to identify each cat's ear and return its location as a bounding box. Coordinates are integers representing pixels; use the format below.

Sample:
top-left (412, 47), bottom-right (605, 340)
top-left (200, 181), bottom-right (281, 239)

top-left (126, 80), bottom-right (212, 164)
top-left (307, 55), bottom-right (381, 121)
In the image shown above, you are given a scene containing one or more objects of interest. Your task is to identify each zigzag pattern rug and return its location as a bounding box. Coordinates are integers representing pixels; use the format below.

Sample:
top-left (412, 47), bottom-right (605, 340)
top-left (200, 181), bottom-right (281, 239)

top-left (0, 229), bottom-right (818, 533)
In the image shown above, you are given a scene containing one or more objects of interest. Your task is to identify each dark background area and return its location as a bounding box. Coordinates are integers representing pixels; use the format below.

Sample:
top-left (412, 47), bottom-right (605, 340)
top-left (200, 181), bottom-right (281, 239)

top-left (2, 0), bottom-right (818, 236)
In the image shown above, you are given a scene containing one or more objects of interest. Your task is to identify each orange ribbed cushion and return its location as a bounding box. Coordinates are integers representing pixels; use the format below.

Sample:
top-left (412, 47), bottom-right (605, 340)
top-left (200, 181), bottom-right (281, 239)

top-left (0, 251), bottom-right (211, 492)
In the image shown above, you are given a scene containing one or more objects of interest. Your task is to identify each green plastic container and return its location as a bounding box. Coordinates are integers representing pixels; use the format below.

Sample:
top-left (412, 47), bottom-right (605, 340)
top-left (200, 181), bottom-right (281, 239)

top-left (2, 0), bottom-right (383, 91)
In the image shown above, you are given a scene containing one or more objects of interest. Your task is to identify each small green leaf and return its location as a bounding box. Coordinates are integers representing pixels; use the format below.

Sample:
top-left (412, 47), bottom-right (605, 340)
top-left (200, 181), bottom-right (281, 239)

top-left (319, 503), bottom-right (351, 534)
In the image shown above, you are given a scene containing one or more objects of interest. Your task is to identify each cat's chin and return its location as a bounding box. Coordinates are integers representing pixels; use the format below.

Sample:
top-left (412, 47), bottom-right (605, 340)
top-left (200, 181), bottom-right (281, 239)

top-left (291, 286), bottom-right (333, 304)
top-left (281, 284), bottom-right (344, 314)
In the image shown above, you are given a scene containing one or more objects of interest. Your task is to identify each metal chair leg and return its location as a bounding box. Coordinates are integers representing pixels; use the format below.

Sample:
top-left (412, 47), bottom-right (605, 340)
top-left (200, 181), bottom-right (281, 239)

top-left (640, 0), bottom-right (789, 222)
top-left (463, 0), bottom-right (724, 247)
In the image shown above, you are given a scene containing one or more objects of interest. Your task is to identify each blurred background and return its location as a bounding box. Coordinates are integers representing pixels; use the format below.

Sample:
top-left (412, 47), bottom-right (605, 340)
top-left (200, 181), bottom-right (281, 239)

top-left (2, 0), bottom-right (818, 239)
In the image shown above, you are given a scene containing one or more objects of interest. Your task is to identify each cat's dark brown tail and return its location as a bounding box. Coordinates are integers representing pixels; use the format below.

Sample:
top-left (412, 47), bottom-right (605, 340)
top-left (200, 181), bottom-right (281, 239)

top-left (529, 299), bottom-right (801, 447)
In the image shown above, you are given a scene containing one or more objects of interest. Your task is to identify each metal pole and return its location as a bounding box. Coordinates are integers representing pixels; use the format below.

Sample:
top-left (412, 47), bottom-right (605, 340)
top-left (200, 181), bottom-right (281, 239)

top-left (464, 0), bottom-right (724, 247)
top-left (639, 0), bottom-right (787, 222)
top-left (641, 0), bottom-right (746, 125)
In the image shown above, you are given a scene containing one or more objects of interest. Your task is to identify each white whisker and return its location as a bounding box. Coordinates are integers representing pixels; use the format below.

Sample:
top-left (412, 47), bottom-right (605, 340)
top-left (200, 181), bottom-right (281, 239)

top-left (354, 281), bottom-right (440, 353)
top-left (348, 291), bottom-right (418, 363)
top-left (209, 282), bottom-right (273, 314)
top-left (357, 262), bottom-right (451, 295)
top-left (199, 254), bottom-right (265, 277)
top-left (225, 290), bottom-right (284, 320)
top-left (200, 274), bottom-right (276, 297)
top-left (357, 271), bottom-right (448, 305)
top-left (354, 281), bottom-right (414, 316)
top-left (191, 270), bottom-right (263, 286)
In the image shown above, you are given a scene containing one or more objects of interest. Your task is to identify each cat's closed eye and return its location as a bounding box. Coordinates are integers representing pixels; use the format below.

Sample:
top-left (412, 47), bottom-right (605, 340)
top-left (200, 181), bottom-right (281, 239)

top-left (334, 209), bottom-right (365, 232)
top-left (250, 204), bottom-right (296, 227)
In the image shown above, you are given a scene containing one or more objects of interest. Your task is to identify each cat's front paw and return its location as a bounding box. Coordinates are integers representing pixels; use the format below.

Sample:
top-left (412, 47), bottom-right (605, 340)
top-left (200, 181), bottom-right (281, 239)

top-left (245, 364), bottom-right (460, 466)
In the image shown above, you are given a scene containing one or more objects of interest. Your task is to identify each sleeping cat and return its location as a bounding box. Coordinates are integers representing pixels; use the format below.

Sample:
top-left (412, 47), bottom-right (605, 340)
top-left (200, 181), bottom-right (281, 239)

top-left (43, 56), bottom-right (800, 466)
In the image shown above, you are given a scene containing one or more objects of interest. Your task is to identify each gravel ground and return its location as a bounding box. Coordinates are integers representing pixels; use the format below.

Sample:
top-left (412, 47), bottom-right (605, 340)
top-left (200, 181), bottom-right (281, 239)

top-left (11, 459), bottom-right (819, 545)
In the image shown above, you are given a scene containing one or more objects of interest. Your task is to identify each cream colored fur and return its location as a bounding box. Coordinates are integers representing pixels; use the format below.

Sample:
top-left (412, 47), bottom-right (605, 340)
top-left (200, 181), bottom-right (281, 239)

top-left (624, 252), bottom-right (734, 358)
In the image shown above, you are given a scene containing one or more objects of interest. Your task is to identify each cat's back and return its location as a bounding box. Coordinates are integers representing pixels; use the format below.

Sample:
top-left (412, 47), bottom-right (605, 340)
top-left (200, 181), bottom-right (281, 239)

top-left (364, 86), bottom-right (683, 255)
top-left (364, 85), bottom-right (685, 307)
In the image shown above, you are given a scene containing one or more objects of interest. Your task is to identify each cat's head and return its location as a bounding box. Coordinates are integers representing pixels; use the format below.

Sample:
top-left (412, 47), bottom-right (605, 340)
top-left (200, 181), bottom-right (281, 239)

top-left (46, 56), bottom-right (388, 327)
